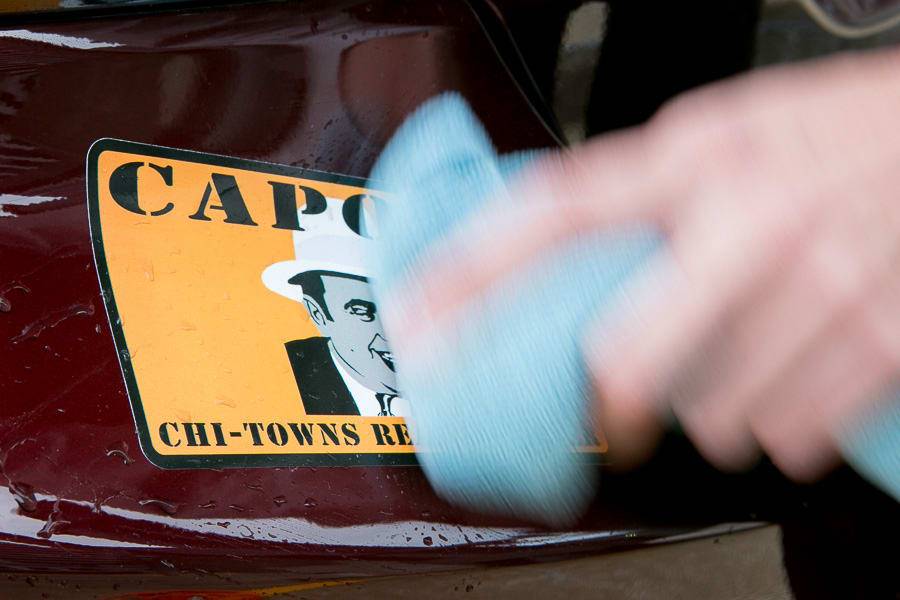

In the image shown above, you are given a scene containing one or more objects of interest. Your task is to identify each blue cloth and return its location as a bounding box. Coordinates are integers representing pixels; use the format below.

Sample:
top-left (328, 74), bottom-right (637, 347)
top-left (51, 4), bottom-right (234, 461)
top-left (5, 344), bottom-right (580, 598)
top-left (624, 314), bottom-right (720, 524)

top-left (368, 93), bottom-right (658, 525)
top-left (367, 93), bottom-right (899, 525)
top-left (842, 394), bottom-right (900, 500)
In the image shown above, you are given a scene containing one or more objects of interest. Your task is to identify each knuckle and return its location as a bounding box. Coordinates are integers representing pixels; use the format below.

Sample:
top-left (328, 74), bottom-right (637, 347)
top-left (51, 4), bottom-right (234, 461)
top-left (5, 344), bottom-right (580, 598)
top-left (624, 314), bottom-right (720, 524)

top-left (749, 412), bottom-right (789, 463)
top-left (677, 403), bottom-right (758, 471)
top-left (651, 90), bottom-right (761, 170)
top-left (749, 412), bottom-right (832, 483)
top-left (772, 451), bottom-right (827, 484)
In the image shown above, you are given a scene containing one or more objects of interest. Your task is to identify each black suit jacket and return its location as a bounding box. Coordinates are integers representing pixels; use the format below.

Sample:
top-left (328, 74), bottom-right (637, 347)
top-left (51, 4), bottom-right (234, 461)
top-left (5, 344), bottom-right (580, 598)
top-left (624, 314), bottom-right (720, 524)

top-left (285, 337), bottom-right (360, 416)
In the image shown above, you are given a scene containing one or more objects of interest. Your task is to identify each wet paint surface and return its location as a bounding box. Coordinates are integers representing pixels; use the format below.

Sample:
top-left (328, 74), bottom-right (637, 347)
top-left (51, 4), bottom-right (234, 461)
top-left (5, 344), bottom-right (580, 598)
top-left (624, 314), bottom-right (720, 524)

top-left (0, 0), bottom-right (870, 583)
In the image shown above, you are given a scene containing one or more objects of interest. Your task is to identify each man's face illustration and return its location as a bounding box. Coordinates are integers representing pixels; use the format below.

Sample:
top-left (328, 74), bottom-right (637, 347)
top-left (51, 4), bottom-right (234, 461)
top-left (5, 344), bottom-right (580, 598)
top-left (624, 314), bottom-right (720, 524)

top-left (302, 273), bottom-right (398, 395)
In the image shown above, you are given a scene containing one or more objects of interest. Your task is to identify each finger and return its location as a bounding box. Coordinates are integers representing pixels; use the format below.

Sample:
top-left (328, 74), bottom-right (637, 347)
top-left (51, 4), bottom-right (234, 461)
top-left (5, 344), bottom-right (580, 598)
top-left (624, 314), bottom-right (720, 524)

top-left (748, 300), bottom-right (899, 482)
top-left (390, 125), bottom-right (682, 346)
top-left (581, 205), bottom-right (768, 466)
top-left (589, 174), bottom-right (810, 415)
top-left (677, 150), bottom-right (900, 469)
top-left (674, 219), bottom-right (869, 469)
top-left (592, 374), bottom-right (666, 471)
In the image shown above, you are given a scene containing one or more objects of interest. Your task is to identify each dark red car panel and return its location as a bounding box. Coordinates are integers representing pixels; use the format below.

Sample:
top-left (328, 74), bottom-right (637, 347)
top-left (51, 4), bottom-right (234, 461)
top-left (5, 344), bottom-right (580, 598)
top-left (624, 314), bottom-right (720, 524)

top-left (3, 1), bottom-right (886, 593)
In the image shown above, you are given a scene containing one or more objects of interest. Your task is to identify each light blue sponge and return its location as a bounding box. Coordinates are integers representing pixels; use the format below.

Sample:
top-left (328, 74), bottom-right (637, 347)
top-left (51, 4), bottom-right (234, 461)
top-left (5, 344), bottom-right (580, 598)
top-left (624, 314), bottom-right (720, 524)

top-left (367, 94), bottom-right (659, 526)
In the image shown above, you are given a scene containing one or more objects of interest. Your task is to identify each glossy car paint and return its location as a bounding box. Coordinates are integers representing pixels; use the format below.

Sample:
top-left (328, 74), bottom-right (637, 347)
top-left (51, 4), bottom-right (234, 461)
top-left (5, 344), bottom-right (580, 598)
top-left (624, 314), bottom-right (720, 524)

top-left (0, 1), bottom-right (892, 593)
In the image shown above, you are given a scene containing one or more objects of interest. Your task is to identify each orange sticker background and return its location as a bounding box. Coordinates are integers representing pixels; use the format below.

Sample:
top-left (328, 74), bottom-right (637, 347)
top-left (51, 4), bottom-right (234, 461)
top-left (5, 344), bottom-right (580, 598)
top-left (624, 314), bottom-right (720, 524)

top-left (93, 146), bottom-right (411, 460)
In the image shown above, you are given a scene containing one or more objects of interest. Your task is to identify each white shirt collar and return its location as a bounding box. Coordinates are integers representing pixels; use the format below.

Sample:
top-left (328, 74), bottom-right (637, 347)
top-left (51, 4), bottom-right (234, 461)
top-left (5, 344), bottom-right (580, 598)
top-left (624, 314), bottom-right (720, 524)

top-left (328, 342), bottom-right (408, 417)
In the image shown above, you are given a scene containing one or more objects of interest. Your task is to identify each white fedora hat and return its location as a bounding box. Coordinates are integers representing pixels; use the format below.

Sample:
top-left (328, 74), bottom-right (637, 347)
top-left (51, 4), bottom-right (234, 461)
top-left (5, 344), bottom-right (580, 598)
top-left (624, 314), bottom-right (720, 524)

top-left (262, 198), bottom-right (375, 303)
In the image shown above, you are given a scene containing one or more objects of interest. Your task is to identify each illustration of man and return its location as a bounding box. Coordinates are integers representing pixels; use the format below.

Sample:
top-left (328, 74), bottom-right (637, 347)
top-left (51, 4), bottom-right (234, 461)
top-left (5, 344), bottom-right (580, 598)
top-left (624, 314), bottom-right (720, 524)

top-left (262, 198), bottom-right (407, 417)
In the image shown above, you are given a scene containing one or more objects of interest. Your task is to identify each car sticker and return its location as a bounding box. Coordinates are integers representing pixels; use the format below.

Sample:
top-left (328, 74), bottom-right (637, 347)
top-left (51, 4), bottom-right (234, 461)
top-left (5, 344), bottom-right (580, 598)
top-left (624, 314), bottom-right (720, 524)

top-left (87, 139), bottom-right (416, 468)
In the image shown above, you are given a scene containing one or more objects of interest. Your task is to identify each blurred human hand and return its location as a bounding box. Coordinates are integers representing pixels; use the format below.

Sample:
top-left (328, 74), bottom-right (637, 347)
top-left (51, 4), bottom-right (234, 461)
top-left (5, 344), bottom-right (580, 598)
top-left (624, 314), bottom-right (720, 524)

top-left (389, 48), bottom-right (900, 481)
